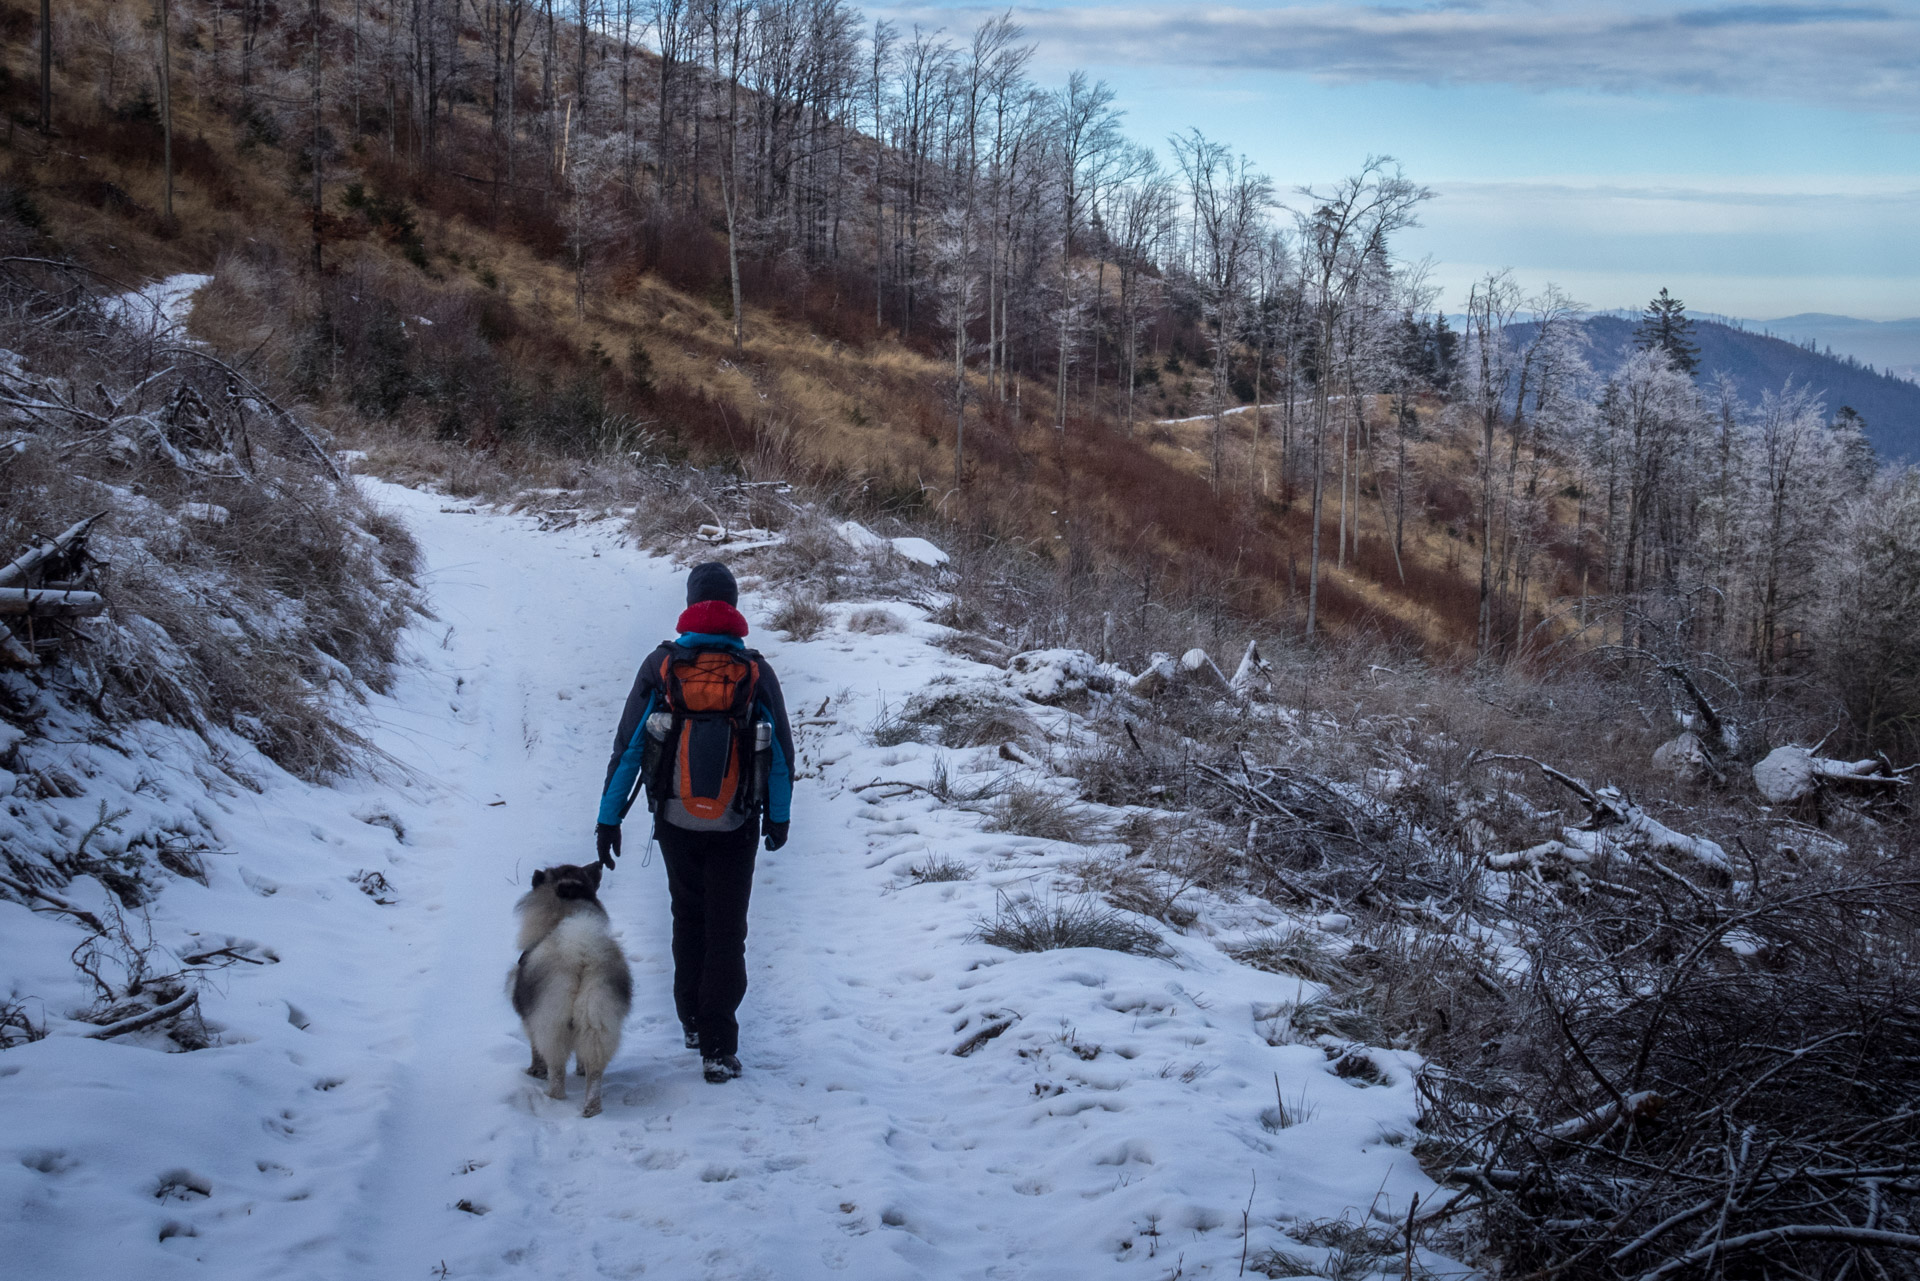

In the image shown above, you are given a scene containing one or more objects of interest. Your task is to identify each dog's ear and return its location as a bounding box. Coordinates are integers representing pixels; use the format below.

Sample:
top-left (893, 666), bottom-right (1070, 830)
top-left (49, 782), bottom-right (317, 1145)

top-left (585, 862), bottom-right (603, 891)
top-left (531, 868), bottom-right (547, 888)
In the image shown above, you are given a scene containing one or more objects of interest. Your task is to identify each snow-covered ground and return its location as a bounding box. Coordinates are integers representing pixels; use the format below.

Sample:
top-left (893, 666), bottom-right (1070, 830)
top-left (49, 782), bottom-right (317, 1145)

top-left (100, 273), bottom-right (211, 339)
top-left (3, 481), bottom-right (1452, 1279)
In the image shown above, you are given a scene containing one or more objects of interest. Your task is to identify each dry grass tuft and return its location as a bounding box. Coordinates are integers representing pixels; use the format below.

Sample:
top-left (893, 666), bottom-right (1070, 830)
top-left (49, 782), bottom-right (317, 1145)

top-left (870, 682), bottom-right (1035, 749)
top-left (1230, 929), bottom-right (1350, 986)
top-left (973, 895), bottom-right (1166, 957)
top-left (988, 783), bottom-right (1101, 844)
top-left (769, 596), bottom-right (830, 641)
top-left (845, 606), bottom-right (905, 635)
top-left (905, 853), bottom-right (975, 884)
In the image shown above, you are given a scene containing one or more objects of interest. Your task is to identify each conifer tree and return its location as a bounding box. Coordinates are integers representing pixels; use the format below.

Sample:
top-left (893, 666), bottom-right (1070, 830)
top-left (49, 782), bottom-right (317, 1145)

top-left (1633, 286), bottom-right (1700, 375)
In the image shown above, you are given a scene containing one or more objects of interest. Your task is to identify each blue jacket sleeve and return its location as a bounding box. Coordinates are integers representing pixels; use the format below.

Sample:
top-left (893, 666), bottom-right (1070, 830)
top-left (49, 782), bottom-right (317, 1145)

top-left (599, 654), bottom-right (664, 826)
top-left (755, 663), bottom-right (796, 825)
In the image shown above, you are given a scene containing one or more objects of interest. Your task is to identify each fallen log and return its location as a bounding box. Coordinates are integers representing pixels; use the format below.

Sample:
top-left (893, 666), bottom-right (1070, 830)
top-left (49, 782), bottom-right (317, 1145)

top-left (0, 587), bottom-right (106, 616)
top-left (1475, 753), bottom-right (1731, 874)
top-left (1753, 744), bottom-right (1911, 806)
top-left (0, 513), bottom-right (104, 589)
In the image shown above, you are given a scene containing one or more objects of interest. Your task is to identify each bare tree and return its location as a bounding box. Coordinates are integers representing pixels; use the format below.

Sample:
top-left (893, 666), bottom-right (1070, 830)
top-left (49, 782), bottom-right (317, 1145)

top-left (1293, 158), bottom-right (1431, 637)
top-left (1461, 269), bottom-right (1523, 658)
top-left (159, 0), bottom-right (176, 222)
top-left (700, 0), bottom-right (752, 355)
top-left (1105, 144), bottom-right (1175, 438)
top-left (1050, 71), bottom-right (1120, 430)
top-left (1170, 129), bottom-right (1271, 493)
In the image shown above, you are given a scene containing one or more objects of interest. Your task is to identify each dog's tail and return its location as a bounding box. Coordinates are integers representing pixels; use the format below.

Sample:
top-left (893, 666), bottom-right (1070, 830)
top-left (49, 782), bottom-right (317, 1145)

top-left (573, 941), bottom-right (633, 1077)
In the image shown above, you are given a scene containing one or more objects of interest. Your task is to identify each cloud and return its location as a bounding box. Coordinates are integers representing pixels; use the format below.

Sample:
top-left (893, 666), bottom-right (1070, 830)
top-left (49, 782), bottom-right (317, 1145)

top-left (881, 2), bottom-right (1920, 117)
top-left (1400, 177), bottom-right (1920, 316)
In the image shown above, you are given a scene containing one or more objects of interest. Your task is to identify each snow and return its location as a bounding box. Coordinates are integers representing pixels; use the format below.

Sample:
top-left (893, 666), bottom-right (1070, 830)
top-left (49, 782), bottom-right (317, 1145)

top-left (835, 519), bottom-right (887, 552)
top-left (101, 274), bottom-right (212, 340)
top-left (836, 520), bottom-right (949, 568)
top-left (1005, 648), bottom-right (1115, 705)
top-left (889, 536), bottom-right (948, 567)
top-left (1, 485), bottom-right (1452, 1278)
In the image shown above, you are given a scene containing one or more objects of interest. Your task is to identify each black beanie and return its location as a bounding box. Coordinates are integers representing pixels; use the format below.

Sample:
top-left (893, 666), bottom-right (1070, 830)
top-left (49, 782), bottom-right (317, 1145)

top-left (686, 561), bottom-right (738, 607)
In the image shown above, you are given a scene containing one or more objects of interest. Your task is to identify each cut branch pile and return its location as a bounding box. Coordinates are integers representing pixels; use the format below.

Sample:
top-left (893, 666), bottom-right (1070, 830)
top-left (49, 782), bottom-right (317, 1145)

top-left (0, 514), bottom-right (105, 666)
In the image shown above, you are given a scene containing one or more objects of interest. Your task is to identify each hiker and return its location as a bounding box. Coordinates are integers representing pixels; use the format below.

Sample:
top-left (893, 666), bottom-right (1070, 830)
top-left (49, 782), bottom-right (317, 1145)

top-left (596, 561), bottom-right (795, 1084)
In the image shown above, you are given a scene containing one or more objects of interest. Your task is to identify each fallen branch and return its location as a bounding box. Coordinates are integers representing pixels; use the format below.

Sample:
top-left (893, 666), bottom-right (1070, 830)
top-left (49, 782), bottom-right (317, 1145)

top-left (1634, 1224), bottom-right (1920, 1281)
top-left (82, 989), bottom-right (198, 1040)
top-left (181, 945), bottom-right (266, 967)
top-left (0, 871), bottom-right (106, 934)
top-left (852, 779), bottom-right (941, 798)
top-left (1542, 1090), bottom-right (1664, 1142)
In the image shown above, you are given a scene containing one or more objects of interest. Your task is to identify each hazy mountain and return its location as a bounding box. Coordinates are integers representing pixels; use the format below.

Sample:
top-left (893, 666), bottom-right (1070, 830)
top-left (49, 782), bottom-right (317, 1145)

top-left (1757, 314), bottom-right (1920, 384)
top-left (1512, 316), bottom-right (1920, 462)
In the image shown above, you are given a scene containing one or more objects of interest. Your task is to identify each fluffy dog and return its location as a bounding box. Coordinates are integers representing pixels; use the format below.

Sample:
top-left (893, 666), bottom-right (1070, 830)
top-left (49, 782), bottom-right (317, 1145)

top-left (510, 862), bottom-right (632, 1117)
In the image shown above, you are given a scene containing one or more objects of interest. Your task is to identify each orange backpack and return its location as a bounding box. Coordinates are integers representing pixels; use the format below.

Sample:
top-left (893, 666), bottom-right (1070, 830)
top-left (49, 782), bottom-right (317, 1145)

top-left (643, 643), bottom-right (765, 831)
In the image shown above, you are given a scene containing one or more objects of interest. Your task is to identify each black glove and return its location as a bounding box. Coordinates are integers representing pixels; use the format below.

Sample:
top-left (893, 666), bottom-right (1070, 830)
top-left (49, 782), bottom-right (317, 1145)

top-left (762, 819), bottom-right (789, 852)
top-left (595, 823), bottom-right (622, 869)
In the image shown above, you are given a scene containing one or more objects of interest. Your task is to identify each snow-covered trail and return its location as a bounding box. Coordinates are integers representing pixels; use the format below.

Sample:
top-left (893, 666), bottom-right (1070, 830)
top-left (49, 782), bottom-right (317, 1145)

top-left (4, 481), bottom-right (1449, 1280)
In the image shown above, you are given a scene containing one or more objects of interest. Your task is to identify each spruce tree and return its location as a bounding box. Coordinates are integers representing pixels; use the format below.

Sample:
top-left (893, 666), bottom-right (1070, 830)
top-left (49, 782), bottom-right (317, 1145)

top-left (1633, 287), bottom-right (1700, 375)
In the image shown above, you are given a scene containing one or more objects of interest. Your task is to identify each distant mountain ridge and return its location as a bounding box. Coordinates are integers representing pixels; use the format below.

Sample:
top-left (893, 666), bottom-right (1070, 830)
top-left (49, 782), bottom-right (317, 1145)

top-left (1508, 315), bottom-right (1920, 462)
top-left (1579, 310), bottom-right (1920, 383)
top-left (1756, 314), bottom-right (1920, 384)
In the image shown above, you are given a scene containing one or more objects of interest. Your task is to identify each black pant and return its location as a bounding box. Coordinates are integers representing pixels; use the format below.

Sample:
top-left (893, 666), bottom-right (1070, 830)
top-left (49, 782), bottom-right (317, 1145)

top-left (656, 821), bottom-right (758, 1057)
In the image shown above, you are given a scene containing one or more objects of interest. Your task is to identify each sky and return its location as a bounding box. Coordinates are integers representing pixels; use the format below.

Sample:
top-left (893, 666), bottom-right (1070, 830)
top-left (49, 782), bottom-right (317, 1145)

top-left (876, 1), bottom-right (1920, 321)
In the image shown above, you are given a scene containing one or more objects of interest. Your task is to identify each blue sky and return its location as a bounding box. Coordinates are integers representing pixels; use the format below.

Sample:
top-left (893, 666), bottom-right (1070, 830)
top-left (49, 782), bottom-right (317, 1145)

top-left (879, 1), bottom-right (1920, 320)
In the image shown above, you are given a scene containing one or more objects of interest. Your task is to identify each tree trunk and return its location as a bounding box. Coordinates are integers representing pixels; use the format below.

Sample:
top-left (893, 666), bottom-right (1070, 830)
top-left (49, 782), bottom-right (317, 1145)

top-left (38, 0), bottom-right (50, 134)
top-left (309, 0), bottom-right (323, 271)
top-left (159, 0), bottom-right (175, 222)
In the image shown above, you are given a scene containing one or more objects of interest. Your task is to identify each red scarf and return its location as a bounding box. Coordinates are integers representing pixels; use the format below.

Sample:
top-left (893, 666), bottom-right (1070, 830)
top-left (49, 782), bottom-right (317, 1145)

top-left (677, 600), bottom-right (749, 638)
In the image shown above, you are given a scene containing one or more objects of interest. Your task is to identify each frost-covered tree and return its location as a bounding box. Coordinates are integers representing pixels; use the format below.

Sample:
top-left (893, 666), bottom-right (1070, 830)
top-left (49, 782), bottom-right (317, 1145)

top-left (1741, 382), bottom-right (1847, 681)
top-left (1460, 269), bottom-right (1524, 657)
top-left (1828, 470), bottom-right (1920, 756)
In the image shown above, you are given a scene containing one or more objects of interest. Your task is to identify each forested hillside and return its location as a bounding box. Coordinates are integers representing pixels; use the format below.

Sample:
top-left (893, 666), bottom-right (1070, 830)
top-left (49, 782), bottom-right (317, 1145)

top-left (2, 0), bottom-right (1910, 679)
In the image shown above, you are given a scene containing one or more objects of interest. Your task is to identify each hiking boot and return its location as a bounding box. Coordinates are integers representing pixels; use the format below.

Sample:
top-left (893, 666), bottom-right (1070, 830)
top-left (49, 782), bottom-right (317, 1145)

top-left (702, 1053), bottom-right (742, 1084)
top-left (683, 1027), bottom-right (700, 1050)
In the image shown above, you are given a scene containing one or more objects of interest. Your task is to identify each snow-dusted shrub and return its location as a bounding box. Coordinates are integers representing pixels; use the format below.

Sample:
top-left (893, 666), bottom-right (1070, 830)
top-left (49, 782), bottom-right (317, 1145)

top-left (869, 679), bottom-right (1033, 750)
top-left (1005, 648), bottom-right (1114, 705)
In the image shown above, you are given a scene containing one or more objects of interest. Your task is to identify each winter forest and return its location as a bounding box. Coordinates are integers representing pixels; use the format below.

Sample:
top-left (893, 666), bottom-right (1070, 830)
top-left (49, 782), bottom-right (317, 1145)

top-left (4, 1), bottom-right (1920, 1278)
